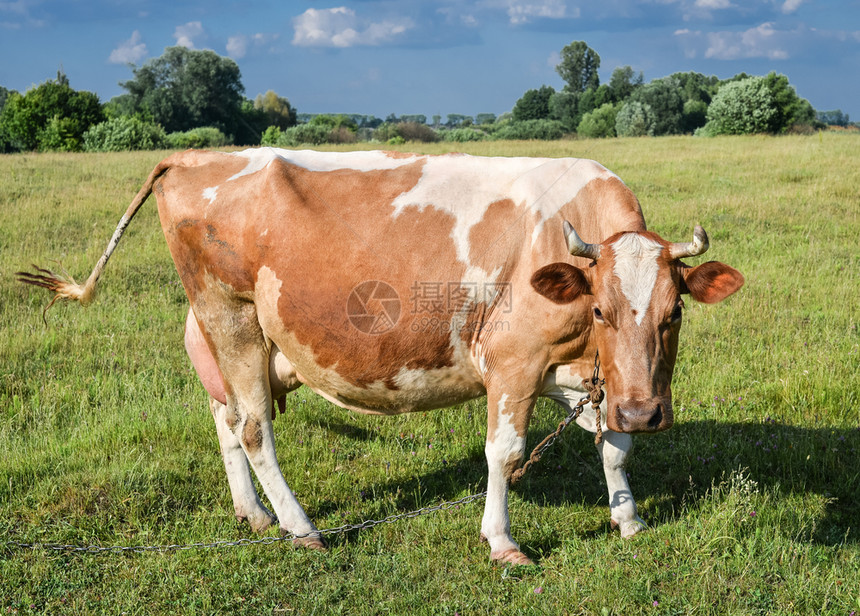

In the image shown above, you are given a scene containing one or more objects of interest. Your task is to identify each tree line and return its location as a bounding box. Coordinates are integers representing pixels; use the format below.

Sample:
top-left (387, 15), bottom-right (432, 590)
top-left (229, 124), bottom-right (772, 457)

top-left (0, 42), bottom-right (854, 153)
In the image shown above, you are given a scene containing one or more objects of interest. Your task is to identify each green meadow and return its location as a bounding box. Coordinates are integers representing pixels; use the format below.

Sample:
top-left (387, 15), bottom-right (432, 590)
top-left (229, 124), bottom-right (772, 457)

top-left (1, 134), bottom-right (857, 615)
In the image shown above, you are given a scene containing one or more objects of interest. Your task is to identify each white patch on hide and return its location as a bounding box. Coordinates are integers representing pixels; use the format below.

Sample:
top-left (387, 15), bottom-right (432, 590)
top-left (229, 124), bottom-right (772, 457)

top-left (611, 233), bottom-right (663, 326)
top-left (202, 186), bottom-right (218, 204)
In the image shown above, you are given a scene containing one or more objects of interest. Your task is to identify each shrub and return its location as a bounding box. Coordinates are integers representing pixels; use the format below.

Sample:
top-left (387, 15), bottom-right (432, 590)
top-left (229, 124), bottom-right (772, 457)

top-left (396, 122), bottom-right (439, 143)
top-left (167, 127), bottom-right (229, 149)
top-left (260, 126), bottom-right (283, 146)
top-left (438, 127), bottom-right (489, 143)
top-left (616, 102), bottom-right (656, 137)
top-left (492, 119), bottom-right (564, 140)
top-left (577, 103), bottom-right (618, 138)
top-left (279, 124), bottom-right (331, 146)
top-left (83, 116), bottom-right (168, 151)
top-left (701, 77), bottom-right (777, 136)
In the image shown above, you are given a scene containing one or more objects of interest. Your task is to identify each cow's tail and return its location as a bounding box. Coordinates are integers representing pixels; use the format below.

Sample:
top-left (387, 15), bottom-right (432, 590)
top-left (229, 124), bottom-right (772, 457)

top-left (17, 160), bottom-right (171, 321)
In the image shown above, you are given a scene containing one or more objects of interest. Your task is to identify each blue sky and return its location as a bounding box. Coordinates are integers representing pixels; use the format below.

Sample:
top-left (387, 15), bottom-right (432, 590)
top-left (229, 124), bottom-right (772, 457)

top-left (1, 0), bottom-right (858, 121)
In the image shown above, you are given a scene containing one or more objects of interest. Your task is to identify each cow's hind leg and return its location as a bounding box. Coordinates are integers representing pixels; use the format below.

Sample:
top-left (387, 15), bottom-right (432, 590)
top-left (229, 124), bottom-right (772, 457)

top-left (210, 396), bottom-right (277, 532)
top-left (194, 298), bottom-right (324, 550)
top-left (598, 430), bottom-right (647, 538)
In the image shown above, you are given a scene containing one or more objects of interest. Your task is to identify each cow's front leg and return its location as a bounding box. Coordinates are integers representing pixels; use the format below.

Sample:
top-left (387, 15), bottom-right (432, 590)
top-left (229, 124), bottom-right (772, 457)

top-left (209, 397), bottom-right (277, 532)
top-left (481, 389), bottom-right (535, 565)
top-left (598, 430), bottom-right (647, 538)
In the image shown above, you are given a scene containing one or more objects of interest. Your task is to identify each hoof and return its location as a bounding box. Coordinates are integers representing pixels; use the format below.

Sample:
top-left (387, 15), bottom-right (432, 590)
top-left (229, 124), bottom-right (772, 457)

top-left (491, 549), bottom-right (535, 566)
top-left (611, 517), bottom-right (648, 539)
top-left (238, 510), bottom-right (278, 533)
top-left (292, 535), bottom-right (328, 551)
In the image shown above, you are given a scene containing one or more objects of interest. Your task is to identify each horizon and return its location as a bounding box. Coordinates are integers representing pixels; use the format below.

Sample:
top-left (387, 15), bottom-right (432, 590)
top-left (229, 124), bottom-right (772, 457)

top-left (1, 1), bottom-right (858, 121)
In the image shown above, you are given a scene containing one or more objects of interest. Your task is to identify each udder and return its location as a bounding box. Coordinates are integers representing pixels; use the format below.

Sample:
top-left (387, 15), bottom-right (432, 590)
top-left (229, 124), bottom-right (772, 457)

top-left (184, 308), bottom-right (300, 405)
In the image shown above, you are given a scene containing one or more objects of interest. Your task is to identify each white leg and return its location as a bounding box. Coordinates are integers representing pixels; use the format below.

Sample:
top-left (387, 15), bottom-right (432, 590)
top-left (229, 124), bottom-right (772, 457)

top-left (209, 397), bottom-right (276, 532)
top-left (597, 430), bottom-right (647, 538)
top-left (480, 390), bottom-right (534, 565)
top-left (195, 299), bottom-right (324, 549)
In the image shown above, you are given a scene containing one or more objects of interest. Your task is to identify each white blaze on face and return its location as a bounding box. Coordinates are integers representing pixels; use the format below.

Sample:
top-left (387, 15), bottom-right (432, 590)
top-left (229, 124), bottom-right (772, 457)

top-left (611, 233), bottom-right (664, 326)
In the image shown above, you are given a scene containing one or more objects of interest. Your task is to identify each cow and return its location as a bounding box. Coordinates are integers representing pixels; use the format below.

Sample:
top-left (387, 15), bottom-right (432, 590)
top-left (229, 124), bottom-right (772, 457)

top-left (18, 148), bottom-right (744, 565)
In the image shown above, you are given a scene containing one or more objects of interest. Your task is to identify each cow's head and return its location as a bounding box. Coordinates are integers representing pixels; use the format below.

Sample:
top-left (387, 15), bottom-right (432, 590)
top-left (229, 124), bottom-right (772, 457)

top-left (531, 222), bottom-right (744, 434)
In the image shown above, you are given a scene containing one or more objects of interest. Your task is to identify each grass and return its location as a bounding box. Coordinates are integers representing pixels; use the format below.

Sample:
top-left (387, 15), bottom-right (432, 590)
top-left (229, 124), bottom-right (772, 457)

top-left (1, 135), bottom-right (858, 615)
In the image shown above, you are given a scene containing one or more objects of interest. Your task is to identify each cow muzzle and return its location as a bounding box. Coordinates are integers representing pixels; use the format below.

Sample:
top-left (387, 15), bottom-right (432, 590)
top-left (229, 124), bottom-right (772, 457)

top-left (610, 399), bottom-right (674, 433)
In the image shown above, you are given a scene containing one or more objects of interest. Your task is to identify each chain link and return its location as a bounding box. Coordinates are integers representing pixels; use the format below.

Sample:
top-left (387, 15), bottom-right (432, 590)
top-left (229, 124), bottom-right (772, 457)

top-left (4, 492), bottom-right (489, 555)
top-left (5, 354), bottom-right (604, 556)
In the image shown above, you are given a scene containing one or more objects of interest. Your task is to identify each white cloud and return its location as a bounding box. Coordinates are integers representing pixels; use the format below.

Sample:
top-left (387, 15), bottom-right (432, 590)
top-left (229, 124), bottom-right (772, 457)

top-left (705, 22), bottom-right (789, 59)
top-left (504, 0), bottom-right (571, 24)
top-left (174, 21), bottom-right (203, 49)
top-left (227, 33), bottom-right (279, 59)
top-left (780, 0), bottom-right (803, 13)
top-left (292, 7), bottom-right (413, 48)
top-left (109, 30), bottom-right (148, 64)
top-left (695, 0), bottom-right (732, 8)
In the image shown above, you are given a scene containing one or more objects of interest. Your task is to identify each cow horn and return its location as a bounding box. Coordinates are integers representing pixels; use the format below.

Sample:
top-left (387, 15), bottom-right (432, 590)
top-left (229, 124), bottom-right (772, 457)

top-left (669, 225), bottom-right (710, 260)
top-left (563, 220), bottom-right (601, 260)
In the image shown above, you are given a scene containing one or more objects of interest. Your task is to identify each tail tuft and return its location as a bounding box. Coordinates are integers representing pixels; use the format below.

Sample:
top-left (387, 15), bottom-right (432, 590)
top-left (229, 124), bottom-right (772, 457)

top-left (16, 264), bottom-right (97, 324)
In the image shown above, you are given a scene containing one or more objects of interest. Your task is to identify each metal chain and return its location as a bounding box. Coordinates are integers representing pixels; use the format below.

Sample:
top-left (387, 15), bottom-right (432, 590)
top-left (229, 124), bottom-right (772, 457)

top-left (5, 354), bottom-right (605, 556)
top-left (4, 492), bottom-right (489, 555)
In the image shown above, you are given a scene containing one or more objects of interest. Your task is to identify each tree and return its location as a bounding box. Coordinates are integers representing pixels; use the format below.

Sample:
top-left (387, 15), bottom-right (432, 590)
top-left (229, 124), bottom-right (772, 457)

top-left (631, 77), bottom-right (684, 136)
top-left (254, 91), bottom-right (297, 130)
top-left (119, 46), bottom-right (245, 136)
top-left (512, 86), bottom-right (555, 121)
top-left (400, 114), bottom-right (427, 124)
top-left (0, 86), bottom-right (11, 112)
top-left (616, 101), bottom-right (656, 137)
top-left (548, 89), bottom-right (581, 132)
top-left (476, 113), bottom-right (497, 125)
top-left (0, 72), bottom-right (103, 151)
top-left (817, 109), bottom-right (850, 126)
top-left (761, 71), bottom-right (814, 131)
top-left (577, 103), bottom-right (618, 138)
top-left (556, 41), bottom-right (600, 93)
top-left (608, 66), bottom-right (643, 102)
top-left (700, 76), bottom-right (778, 135)
top-left (446, 114), bottom-right (473, 127)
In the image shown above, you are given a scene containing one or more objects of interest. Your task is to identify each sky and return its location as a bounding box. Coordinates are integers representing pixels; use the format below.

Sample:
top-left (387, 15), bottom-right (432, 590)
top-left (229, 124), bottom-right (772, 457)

top-left (1, 0), bottom-right (858, 121)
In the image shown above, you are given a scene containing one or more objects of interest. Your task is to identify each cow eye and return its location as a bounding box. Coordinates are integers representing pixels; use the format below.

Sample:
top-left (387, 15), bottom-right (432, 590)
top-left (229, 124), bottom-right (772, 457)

top-left (593, 307), bottom-right (605, 322)
top-left (671, 303), bottom-right (684, 322)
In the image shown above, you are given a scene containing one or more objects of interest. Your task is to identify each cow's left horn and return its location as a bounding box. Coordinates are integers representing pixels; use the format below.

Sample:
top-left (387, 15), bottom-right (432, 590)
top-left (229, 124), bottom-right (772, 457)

top-left (563, 220), bottom-right (601, 260)
top-left (669, 225), bottom-right (709, 259)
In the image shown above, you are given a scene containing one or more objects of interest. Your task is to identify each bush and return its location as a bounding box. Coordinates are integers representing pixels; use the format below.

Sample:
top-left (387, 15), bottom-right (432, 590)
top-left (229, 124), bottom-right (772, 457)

top-left (438, 127), bottom-right (489, 143)
top-left (278, 124), bottom-right (331, 146)
top-left (167, 127), bottom-right (229, 149)
top-left (492, 119), bottom-right (564, 140)
top-left (701, 77), bottom-right (777, 136)
top-left (396, 122), bottom-right (439, 143)
top-left (83, 116), bottom-right (168, 151)
top-left (616, 102), bottom-right (656, 137)
top-left (260, 126), bottom-right (283, 146)
top-left (577, 103), bottom-right (618, 138)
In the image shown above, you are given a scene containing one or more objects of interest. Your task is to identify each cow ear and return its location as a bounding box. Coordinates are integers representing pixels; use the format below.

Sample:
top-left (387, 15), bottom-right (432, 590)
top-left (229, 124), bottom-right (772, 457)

top-left (531, 263), bottom-right (590, 304)
top-left (679, 261), bottom-right (744, 304)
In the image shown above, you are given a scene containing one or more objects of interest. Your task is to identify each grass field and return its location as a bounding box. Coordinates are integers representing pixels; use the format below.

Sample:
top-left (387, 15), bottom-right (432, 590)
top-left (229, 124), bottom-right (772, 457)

top-left (1, 134), bottom-right (858, 615)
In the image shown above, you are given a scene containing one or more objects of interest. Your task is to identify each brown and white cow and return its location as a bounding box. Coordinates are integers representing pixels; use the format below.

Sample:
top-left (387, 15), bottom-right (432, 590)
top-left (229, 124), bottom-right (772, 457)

top-left (19, 148), bottom-right (743, 565)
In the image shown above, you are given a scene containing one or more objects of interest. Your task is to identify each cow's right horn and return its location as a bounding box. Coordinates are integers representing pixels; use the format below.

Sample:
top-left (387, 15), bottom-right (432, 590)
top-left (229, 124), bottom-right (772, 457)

top-left (563, 220), bottom-right (601, 260)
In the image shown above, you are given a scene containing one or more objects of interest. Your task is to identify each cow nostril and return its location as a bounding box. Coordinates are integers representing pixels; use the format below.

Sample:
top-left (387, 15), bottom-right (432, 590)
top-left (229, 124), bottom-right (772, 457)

top-left (647, 405), bottom-right (663, 430)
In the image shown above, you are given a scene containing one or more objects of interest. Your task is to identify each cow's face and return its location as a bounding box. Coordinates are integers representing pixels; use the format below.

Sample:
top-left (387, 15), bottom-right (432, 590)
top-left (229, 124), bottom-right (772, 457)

top-left (531, 223), bottom-right (744, 434)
